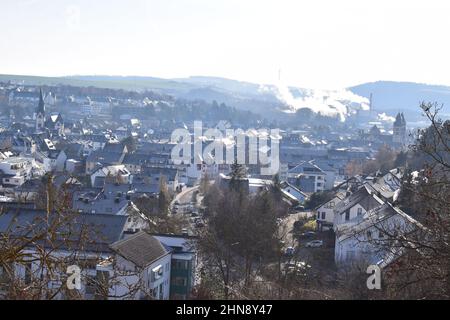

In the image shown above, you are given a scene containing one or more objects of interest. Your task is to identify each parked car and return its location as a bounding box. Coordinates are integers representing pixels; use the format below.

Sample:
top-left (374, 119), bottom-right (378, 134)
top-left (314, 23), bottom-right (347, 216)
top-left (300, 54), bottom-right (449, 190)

top-left (284, 261), bottom-right (311, 275)
top-left (296, 231), bottom-right (316, 239)
top-left (195, 220), bottom-right (205, 228)
top-left (285, 246), bottom-right (295, 256)
top-left (289, 205), bottom-right (305, 213)
top-left (305, 240), bottom-right (323, 248)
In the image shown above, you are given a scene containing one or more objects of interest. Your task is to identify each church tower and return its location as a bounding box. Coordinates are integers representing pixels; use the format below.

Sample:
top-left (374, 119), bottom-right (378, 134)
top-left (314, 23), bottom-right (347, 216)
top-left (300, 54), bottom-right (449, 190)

top-left (393, 112), bottom-right (406, 145)
top-left (35, 89), bottom-right (46, 132)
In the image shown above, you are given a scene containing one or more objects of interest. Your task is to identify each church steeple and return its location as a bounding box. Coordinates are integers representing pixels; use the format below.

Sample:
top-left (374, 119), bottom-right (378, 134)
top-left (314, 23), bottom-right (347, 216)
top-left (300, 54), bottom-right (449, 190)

top-left (37, 88), bottom-right (45, 114)
top-left (35, 88), bottom-right (46, 132)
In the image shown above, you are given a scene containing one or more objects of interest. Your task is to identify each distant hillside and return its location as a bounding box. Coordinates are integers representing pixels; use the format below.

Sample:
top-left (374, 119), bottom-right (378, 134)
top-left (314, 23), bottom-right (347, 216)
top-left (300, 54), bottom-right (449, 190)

top-left (2, 74), bottom-right (449, 121)
top-left (349, 81), bottom-right (450, 113)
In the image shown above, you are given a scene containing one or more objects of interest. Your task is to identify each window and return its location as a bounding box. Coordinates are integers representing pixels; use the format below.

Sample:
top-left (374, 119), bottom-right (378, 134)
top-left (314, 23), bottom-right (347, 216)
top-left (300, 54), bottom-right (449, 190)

top-left (367, 231), bottom-right (372, 240)
top-left (24, 262), bottom-right (32, 285)
top-left (357, 208), bottom-right (363, 216)
top-left (378, 231), bottom-right (384, 238)
top-left (345, 211), bottom-right (350, 221)
top-left (317, 212), bottom-right (320, 219)
top-left (159, 283), bottom-right (164, 300)
top-left (85, 276), bottom-right (96, 295)
top-left (321, 212), bottom-right (326, 220)
top-left (174, 277), bottom-right (187, 286)
top-left (151, 265), bottom-right (163, 281)
top-left (174, 260), bottom-right (188, 270)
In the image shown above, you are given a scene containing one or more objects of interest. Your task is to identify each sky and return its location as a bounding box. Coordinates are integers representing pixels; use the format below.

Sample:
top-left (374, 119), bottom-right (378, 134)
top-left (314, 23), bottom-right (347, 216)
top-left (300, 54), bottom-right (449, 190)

top-left (1, 0), bottom-right (450, 89)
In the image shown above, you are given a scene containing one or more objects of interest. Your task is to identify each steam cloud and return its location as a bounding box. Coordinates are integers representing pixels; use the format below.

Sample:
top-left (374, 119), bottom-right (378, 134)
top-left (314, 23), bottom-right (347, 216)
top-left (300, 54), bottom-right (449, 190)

top-left (260, 83), bottom-right (370, 122)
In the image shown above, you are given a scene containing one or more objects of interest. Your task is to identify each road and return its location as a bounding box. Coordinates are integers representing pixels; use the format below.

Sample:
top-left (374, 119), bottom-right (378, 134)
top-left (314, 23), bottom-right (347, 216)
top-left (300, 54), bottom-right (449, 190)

top-left (170, 185), bottom-right (199, 213)
top-left (280, 211), bottom-right (314, 249)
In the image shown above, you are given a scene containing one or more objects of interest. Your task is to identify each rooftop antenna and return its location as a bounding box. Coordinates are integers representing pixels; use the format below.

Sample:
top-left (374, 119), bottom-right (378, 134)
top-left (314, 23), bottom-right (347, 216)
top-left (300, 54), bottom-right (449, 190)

top-left (369, 93), bottom-right (374, 112)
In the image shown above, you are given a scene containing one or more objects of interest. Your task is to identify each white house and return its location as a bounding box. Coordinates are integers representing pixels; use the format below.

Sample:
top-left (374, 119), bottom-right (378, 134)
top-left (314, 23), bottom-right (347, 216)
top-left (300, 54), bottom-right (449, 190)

top-left (35, 150), bottom-right (67, 172)
top-left (281, 181), bottom-right (308, 204)
top-left (0, 211), bottom-right (172, 300)
top-left (334, 202), bottom-right (422, 268)
top-left (333, 184), bottom-right (385, 230)
top-left (107, 231), bottom-right (172, 300)
top-left (287, 161), bottom-right (326, 193)
top-left (315, 192), bottom-right (346, 231)
top-left (312, 160), bottom-right (337, 190)
top-left (90, 165), bottom-right (131, 187)
top-left (0, 157), bottom-right (35, 191)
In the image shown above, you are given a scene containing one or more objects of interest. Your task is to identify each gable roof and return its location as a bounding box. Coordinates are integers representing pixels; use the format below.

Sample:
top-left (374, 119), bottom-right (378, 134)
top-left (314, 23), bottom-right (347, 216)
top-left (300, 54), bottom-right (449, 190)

top-left (334, 184), bottom-right (385, 215)
top-left (0, 209), bottom-right (127, 252)
top-left (337, 202), bottom-right (423, 243)
top-left (110, 231), bottom-right (170, 267)
top-left (288, 160), bottom-right (325, 175)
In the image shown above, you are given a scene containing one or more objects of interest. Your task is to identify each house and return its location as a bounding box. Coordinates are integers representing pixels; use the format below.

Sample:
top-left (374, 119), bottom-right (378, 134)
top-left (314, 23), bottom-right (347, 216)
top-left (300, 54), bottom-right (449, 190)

top-left (315, 192), bottom-right (346, 231)
top-left (287, 161), bottom-right (326, 193)
top-left (13, 178), bottom-right (43, 202)
top-left (81, 134), bottom-right (110, 151)
top-left (90, 165), bottom-right (131, 187)
top-left (106, 231), bottom-right (172, 300)
top-left (333, 184), bottom-right (385, 229)
top-left (85, 150), bottom-right (126, 174)
top-left (0, 209), bottom-right (128, 300)
top-left (141, 167), bottom-right (179, 193)
top-left (122, 153), bottom-right (150, 174)
top-left (0, 157), bottom-right (36, 192)
top-left (152, 234), bottom-right (197, 300)
top-left (334, 202), bottom-right (422, 268)
top-left (0, 209), bottom-right (164, 300)
top-left (45, 113), bottom-right (64, 136)
top-left (34, 150), bottom-right (67, 172)
top-left (365, 168), bottom-right (403, 202)
top-left (63, 142), bottom-right (85, 161)
top-left (280, 181), bottom-right (308, 204)
top-left (312, 160), bottom-right (338, 190)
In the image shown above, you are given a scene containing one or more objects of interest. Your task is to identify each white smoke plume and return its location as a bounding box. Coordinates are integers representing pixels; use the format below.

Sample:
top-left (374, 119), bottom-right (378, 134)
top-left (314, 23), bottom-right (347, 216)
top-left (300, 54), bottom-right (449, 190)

top-left (377, 112), bottom-right (395, 122)
top-left (259, 83), bottom-right (370, 122)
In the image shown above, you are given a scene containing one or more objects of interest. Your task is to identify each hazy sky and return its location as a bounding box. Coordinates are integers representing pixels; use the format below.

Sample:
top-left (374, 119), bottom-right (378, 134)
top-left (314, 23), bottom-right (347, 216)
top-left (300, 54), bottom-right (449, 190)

top-left (1, 0), bottom-right (450, 89)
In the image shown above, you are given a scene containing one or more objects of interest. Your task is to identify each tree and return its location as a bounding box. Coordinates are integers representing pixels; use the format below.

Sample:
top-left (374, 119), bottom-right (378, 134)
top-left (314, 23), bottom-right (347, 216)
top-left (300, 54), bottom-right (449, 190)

top-left (304, 191), bottom-right (334, 210)
top-left (229, 160), bottom-right (247, 194)
top-left (0, 176), bottom-right (150, 300)
top-left (157, 175), bottom-right (171, 215)
top-left (199, 172), bottom-right (210, 195)
top-left (197, 186), bottom-right (283, 299)
top-left (121, 136), bottom-right (137, 153)
top-left (345, 160), bottom-right (363, 177)
top-left (364, 103), bottom-right (450, 299)
top-left (270, 174), bottom-right (283, 202)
